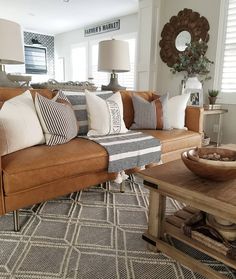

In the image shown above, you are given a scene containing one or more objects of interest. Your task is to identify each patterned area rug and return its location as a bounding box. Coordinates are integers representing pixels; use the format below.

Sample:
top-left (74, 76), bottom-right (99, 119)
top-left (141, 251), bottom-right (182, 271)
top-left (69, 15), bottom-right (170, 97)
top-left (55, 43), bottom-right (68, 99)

top-left (0, 177), bottom-right (235, 279)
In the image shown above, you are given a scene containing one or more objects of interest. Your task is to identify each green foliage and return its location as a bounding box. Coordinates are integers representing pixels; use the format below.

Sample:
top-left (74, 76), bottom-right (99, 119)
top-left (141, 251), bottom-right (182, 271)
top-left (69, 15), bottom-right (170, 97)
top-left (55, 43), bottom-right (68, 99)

top-left (208, 89), bottom-right (219, 97)
top-left (170, 40), bottom-right (214, 81)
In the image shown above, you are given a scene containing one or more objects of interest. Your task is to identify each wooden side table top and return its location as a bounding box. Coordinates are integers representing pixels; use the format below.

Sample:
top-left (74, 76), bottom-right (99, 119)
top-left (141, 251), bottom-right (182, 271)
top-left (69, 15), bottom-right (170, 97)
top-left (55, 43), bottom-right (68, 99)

top-left (138, 160), bottom-right (236, 223)
top-left (203, 109), bottom-right (228, 115)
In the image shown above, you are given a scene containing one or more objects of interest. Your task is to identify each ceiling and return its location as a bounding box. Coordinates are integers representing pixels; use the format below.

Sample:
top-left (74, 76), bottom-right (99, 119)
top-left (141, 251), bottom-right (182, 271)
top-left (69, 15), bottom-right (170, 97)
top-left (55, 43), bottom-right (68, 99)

top-left (0, 0), bottom-right (138, 35)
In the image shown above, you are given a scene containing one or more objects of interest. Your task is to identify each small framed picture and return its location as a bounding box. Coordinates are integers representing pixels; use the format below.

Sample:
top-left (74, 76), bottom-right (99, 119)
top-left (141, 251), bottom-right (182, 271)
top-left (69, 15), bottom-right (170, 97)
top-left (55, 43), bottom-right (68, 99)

top-left (183, 89), bottom-right (203, 107)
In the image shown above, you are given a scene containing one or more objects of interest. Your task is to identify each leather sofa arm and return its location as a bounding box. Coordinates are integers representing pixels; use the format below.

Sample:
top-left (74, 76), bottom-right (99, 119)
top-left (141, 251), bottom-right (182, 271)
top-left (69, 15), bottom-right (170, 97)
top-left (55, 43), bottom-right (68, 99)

top-left (0, 156), bottom-right (5, 215)
top-left (185, 106), bottom-right (204, 133)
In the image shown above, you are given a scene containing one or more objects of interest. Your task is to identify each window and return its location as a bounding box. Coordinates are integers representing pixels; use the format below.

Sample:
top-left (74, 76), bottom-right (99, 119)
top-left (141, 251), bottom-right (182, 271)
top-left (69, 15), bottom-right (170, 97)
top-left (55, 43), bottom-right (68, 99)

top-left (24, 46), bottom-right (47, 74)
top-left (89, 34), bottom-right (137, 90)
top-left (69, 34), bottom-right (137, 90)
top-left (118, 38), bottom-right (136, 90)
top-left (55, 57), bottom-right (65, 81)
top-left (71, 43), bottom-right (87, 81)
top-left (90, 43), bottom-right (109, 88)
top-left (217, 0), bottom-right (236, 103)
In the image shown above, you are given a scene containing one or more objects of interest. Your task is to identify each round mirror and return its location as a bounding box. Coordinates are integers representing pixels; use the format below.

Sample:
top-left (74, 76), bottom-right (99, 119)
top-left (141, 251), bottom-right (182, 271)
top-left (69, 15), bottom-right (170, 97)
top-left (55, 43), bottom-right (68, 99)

top-left (159, 8), bottom-right (210, 67)
top-left (175, 31), bottom-right (191, 52)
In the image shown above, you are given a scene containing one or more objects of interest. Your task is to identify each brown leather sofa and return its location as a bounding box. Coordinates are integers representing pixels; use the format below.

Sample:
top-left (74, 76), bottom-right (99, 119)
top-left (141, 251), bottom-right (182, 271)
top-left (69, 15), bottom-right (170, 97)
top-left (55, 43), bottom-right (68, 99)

top-left (0, 88), bottom-right (203, 229)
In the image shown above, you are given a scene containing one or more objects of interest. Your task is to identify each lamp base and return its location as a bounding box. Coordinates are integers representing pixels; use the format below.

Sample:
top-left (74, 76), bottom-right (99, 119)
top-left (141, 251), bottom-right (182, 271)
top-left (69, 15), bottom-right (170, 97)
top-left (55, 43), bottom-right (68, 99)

top-left (101, 73), bottom-right (126, 92)
top-left (0, 70), bottom-right (21, 87)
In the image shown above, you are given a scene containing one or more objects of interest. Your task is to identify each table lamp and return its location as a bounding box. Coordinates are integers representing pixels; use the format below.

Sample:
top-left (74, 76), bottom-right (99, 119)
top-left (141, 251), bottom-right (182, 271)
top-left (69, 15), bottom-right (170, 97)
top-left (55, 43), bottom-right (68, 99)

top-left (0, 18), bottom-right (24, 87)
top-left (98, 39), bottom-right (130, 92)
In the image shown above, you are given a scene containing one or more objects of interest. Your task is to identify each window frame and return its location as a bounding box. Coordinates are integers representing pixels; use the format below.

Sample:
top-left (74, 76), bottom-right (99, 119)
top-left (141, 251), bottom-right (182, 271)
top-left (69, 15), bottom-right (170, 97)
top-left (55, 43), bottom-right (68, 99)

top-left (88, 32), bottom-right (137, 90)
top-left (69, 32), bottom-right (137, 90)
top-left (214, 0), bottom-right (236, 104)
top-left (88, 38), bottom-right (110, 89)
top-left (115, 32), bottom-right (137, 90)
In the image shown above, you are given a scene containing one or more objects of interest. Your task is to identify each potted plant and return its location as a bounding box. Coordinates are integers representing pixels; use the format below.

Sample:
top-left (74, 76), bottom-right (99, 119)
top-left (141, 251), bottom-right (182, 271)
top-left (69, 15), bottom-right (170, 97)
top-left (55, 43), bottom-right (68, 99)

top-left (170, 40), bottom-right (214, 83)
top-left (208, 89), bottom-right (219, 104)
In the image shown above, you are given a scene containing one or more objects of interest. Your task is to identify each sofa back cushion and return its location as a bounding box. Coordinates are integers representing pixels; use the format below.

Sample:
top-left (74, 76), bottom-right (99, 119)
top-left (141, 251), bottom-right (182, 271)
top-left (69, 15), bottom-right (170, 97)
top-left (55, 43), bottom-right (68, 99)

top-left (0, 101), bottom-right (4, 109)
top-left (0, 88), bottom-right (54, 102)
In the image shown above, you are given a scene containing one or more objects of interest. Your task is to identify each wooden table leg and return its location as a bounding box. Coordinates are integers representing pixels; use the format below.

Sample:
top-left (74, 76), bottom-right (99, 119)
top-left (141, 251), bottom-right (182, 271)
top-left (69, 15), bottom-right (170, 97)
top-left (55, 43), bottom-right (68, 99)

top-left (146, 188), bottom-right (166, 251)
top-left (216, 113), bottom-right (223, 147)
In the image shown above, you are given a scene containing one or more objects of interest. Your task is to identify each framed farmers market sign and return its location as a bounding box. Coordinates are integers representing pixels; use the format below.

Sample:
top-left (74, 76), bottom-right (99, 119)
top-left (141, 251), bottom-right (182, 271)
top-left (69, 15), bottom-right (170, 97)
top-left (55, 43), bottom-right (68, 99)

top-left (84, 19), bottom-right (120, 37)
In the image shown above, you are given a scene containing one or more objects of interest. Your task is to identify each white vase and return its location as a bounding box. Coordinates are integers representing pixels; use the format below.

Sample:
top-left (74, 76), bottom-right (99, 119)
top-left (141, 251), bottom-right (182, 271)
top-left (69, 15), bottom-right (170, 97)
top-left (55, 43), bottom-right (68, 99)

top-left (182, 76), bottom-right (202, 93)
top-left (185, 76), bottom-right (202, 90)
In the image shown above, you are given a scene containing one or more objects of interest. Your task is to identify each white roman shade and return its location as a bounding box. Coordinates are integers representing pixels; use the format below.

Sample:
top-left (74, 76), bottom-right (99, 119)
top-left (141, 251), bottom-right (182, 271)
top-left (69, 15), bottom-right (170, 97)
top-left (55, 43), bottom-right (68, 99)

top-left (221, 0), bottom-right (236, 94)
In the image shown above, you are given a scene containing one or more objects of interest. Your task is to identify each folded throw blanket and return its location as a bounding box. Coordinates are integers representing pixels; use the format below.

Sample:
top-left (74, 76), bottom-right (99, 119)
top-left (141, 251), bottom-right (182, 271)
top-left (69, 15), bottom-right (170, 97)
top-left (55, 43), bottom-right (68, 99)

top-left (84, 131), bottom-right (161, 173)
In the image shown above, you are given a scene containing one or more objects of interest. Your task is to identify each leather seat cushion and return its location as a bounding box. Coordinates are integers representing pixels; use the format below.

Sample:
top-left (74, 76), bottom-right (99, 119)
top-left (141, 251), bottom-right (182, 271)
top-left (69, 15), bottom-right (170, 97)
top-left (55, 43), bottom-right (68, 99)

top-left (2, 129), bottom-right (201, 195)
top-left (139, 129), bottom-right (201, 154)
top-left (2, 138), bottom-right (108, 195)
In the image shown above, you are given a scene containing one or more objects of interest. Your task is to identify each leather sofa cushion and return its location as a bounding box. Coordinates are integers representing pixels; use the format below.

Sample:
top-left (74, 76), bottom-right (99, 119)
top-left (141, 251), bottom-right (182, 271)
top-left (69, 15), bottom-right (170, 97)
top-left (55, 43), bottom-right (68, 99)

top-left (2, 138), bottom-right (108, 195)
top-left (139, 129), bottom-right (201, 154)
top-left (2, 129), bottom-right (201, 196)
top-left (0, 88), bottom-right (54, 102)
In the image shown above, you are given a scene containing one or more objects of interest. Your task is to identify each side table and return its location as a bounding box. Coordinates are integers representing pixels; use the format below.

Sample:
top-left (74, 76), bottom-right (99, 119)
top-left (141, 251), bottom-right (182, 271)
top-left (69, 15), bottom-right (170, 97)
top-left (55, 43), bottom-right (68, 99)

top-left (203, 109), bottom-right (228, 147)
top-left (138, 160), bottom-right (236, 279)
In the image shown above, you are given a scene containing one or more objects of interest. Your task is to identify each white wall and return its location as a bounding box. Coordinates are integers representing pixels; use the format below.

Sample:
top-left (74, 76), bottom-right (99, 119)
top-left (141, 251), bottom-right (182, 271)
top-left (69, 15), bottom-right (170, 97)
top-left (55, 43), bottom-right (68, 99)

top-left (54, 13), bottom-right (138, 81)
top-left (155, 0), bottom-right (235, 144)
top-left (156, 0), bottom-right (220, 97)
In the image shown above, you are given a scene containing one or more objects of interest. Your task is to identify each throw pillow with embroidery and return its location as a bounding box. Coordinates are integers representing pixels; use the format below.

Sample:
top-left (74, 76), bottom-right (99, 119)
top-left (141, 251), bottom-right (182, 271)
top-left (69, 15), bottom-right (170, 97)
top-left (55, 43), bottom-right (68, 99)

top-left (85, 91), bottom-right (128, 136)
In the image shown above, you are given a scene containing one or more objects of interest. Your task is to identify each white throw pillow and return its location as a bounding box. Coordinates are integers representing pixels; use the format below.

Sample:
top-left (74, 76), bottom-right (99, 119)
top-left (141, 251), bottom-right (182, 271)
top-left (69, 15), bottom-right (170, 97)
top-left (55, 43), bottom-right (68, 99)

top-left (0, 90), bottom-right (45, 156)
top-left (168, 93), bottom-right (190, 129)
top-left (85, 91), bottom-right (128, 136)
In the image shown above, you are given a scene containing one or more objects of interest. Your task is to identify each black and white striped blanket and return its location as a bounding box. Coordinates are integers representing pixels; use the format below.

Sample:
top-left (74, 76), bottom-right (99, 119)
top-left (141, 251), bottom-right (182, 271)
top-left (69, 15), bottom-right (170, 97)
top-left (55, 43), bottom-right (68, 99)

top-left (85, 131), bottom-right (161, 173)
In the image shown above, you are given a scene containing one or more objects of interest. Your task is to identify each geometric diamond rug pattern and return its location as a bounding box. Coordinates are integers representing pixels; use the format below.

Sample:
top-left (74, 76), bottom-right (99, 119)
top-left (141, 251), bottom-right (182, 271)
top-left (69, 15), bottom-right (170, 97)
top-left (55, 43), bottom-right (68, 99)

top-left (0, 177), bottom-right (235, 279)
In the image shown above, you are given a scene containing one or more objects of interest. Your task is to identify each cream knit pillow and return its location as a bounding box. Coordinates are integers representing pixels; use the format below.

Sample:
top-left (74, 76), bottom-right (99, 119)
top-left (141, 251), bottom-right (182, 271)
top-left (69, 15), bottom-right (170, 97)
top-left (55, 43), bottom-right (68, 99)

top-left (0, 90), bottom-right (45, 156)
top-left (168, 93), bottom-right (190, 129)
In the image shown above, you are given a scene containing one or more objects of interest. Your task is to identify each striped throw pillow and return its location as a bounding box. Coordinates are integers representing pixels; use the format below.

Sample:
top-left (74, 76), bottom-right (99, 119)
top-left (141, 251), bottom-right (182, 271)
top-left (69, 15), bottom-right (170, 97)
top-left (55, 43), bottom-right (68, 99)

top-left (35, 92), bottom-right (78, 146)
top-left (52, 90), bottom-right (70, 102)
top-left (65, 91), bottom-right (113, 135)
top-left (131, 93), bottom-right (171, 130)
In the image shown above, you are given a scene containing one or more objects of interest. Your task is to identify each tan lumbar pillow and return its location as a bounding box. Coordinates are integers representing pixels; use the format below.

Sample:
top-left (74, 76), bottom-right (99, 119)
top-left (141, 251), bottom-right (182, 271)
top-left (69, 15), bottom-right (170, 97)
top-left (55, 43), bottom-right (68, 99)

top-left (0, 90), bottom-right (45, 156)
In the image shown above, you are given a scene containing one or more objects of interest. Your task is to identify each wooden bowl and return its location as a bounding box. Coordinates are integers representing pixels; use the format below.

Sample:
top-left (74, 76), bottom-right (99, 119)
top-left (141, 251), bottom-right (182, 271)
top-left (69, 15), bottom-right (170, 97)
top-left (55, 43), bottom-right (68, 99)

top-left (181, 150), bottom-right (236, 181)
top-left (213, 216), bottom-right (234, 226)
top-left (187, 148), bottom-right (236, 167)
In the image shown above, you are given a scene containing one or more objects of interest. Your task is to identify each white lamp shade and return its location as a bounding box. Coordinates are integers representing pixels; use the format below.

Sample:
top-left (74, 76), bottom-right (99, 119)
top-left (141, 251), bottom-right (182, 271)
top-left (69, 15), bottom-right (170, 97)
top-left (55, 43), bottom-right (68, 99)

top-left (0, 18), bottom-right (24, 65)
top-left (98, 39), bottom-right (130, 73)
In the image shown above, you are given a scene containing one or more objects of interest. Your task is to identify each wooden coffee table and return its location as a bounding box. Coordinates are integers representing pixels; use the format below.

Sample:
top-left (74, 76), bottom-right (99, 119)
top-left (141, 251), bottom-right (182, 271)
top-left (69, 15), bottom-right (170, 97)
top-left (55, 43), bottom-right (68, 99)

top-left (138, 160), bottom-right (236, 279)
